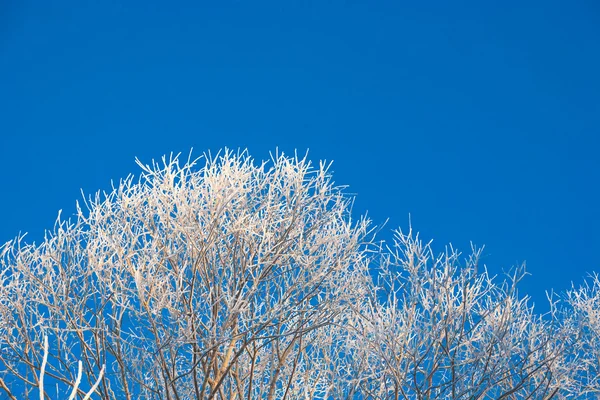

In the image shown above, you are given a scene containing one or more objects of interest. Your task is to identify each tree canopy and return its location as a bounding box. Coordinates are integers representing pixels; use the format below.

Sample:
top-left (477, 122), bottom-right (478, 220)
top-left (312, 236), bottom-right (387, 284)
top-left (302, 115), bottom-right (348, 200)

top-left (0, 150), bottom-right (598, 399)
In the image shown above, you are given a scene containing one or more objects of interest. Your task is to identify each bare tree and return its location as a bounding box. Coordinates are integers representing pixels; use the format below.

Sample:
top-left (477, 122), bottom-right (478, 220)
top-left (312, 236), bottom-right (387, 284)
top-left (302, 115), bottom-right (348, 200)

top-left (0, 150), bottom-right (372, 399)
top-left (557, 274), bottom-right (600, 396)
top-left (0, 149), bottom-right (597, 399)
top-left (346, 229), bottom-right (579, 399)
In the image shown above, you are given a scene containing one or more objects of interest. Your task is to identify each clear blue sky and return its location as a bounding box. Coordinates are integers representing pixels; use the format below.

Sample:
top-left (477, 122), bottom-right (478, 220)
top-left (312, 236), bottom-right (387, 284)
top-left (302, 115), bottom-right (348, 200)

top-left (1, 1), bottom-right (598, 312)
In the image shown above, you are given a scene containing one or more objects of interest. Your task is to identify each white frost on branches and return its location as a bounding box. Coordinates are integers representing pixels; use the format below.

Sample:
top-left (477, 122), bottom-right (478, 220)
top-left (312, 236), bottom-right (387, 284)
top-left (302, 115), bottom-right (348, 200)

top-left (38, 335), bottom-right (105, 400)
top-left (0, 149), bottom-right (598, 399)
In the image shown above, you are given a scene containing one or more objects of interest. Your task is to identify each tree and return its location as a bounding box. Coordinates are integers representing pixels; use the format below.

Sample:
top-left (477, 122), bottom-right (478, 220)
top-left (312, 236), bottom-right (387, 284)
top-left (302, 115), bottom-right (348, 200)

top-left (0, 149), bottom-right (598, 399)
top-left (345, 230), bottom-right (578, 399)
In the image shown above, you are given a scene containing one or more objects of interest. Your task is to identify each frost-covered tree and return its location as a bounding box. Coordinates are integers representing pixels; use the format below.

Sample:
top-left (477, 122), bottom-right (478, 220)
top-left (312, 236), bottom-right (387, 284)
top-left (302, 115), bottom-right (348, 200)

top-left (0, 150), bottom-right (597, 399)
top-left (346, 231), bottom-right (580, 399)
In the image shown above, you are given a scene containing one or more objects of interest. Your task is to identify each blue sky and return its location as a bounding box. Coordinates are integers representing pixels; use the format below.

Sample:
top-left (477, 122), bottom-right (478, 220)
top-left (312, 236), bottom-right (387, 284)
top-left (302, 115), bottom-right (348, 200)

top-left (1, 1), bottom-right (598, 312)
